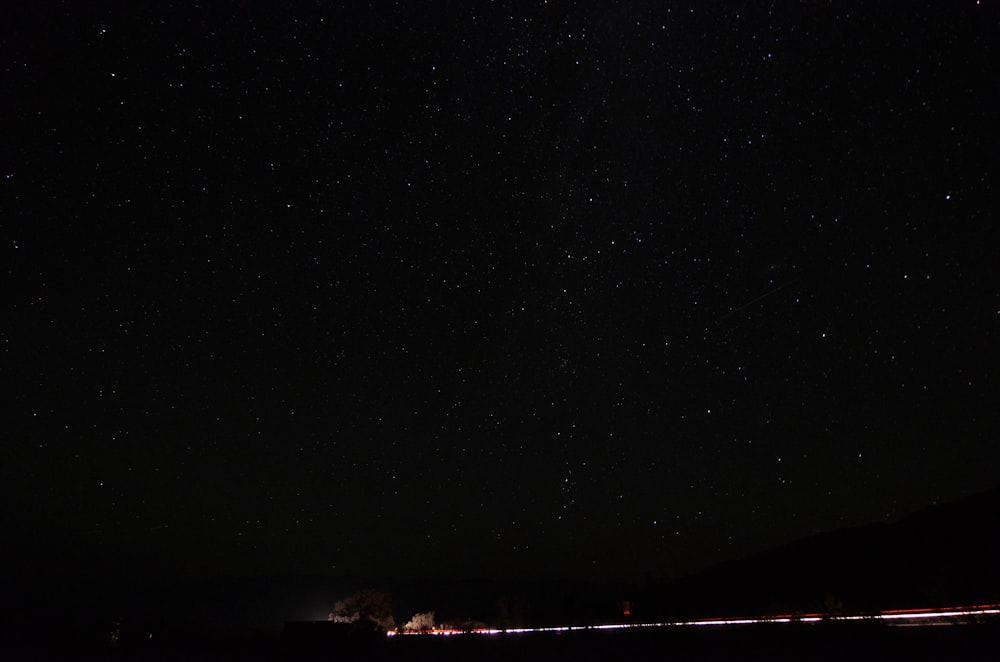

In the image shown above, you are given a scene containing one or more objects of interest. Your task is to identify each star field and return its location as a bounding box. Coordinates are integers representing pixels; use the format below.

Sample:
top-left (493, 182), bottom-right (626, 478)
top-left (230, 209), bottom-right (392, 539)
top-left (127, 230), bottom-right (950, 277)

top-left (4, 1), bottom-right (999, 584)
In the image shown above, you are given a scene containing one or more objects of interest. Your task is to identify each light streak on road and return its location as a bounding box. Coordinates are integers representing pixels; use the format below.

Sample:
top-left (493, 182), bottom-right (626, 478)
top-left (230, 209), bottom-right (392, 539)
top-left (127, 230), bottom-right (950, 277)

top-left (386, 604), bottom-right (1000, 637)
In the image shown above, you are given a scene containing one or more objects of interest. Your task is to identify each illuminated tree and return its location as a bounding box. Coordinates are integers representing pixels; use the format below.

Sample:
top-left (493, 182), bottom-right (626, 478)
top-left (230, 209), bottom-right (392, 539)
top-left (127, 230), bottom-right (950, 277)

top-left (403, 611), bottom-right (435, 631)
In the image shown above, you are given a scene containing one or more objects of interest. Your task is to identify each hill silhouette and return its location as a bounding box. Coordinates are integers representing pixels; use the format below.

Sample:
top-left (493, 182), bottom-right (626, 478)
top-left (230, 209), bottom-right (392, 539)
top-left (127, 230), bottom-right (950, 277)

top-left (641, 487), bottom-right (1000, 621)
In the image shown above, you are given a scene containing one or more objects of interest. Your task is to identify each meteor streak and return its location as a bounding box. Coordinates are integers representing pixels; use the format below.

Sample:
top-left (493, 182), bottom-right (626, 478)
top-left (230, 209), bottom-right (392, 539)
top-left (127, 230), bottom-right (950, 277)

top-left (716, 280), bottom-right (797, 322)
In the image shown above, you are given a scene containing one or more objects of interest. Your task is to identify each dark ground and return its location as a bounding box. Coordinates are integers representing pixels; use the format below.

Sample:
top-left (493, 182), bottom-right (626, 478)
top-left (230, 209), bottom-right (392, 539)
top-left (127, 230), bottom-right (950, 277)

top-left (4, 620), bottom-right (1000, 661)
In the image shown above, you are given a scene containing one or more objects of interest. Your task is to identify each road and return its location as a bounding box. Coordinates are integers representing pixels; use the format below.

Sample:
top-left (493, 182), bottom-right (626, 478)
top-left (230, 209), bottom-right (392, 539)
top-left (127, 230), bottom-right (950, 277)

top-left (388, 603), bottom-right (1000, 636)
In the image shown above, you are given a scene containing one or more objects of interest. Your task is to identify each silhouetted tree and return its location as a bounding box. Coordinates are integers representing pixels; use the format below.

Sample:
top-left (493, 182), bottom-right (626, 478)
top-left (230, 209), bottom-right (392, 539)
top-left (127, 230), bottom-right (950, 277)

top-left (822, 592), bottom-right (846, 615)
top-left (495, 595), bottom-right (530, 629)
top-left (329, 589), bottom-right (395, 631)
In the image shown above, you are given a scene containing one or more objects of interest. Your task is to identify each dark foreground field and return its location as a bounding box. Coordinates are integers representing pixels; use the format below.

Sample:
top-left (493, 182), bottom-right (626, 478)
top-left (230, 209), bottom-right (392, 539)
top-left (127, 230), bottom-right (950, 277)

top-left (323, 622), bottom-right (997, 662)
top-left (5, 621), bottom-right (999, 661)
top-left (383, 623), bottom-right (1000, 662)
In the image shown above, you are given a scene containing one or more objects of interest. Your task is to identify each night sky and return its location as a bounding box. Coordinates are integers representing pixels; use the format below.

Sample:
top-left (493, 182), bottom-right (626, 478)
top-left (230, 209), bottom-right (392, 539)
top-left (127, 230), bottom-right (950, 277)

top-left (5, 2), bottom-right (999, 586)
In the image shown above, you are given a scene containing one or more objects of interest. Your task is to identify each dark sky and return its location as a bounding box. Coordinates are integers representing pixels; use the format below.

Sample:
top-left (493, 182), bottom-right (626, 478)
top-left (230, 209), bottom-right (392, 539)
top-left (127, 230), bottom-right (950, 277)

top-left (4, 1), bottom-right (999, 586)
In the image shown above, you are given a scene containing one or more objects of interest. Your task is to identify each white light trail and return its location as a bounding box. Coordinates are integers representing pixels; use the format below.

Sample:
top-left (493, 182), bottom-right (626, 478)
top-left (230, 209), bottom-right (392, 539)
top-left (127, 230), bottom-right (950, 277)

top-left (386, 604), bottom-right (1000, 637)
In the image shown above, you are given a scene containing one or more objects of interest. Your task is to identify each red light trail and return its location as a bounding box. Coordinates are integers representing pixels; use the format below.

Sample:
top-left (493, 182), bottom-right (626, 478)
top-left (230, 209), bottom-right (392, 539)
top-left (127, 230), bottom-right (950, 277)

top-left (387, 604), bottom-right (1000, 637)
